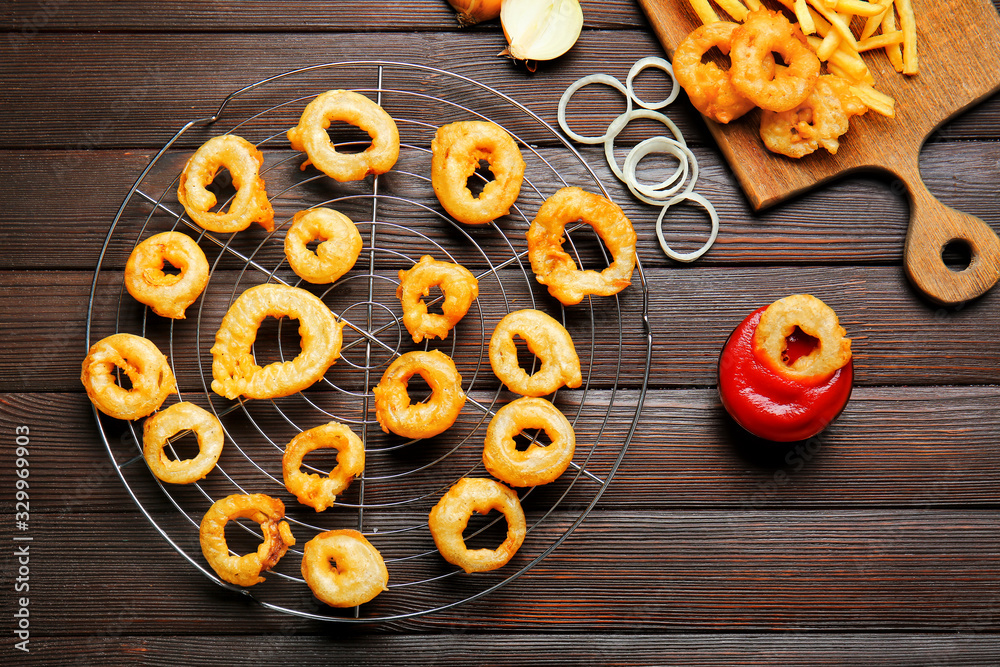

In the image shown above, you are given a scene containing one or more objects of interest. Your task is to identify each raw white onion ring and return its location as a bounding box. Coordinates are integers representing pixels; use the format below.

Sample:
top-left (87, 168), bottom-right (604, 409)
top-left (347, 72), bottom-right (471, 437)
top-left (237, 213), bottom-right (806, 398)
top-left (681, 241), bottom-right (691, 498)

top-left (604, 108), bottom-right (686, 185)
top-left (557, 73), bottom-right (632, 145)
top-left (656, 191), bottom-right (720, 263)
top-left (626, 56), bottom-right (680, 110)
top-left (622, 135), bottom-right (698, 205)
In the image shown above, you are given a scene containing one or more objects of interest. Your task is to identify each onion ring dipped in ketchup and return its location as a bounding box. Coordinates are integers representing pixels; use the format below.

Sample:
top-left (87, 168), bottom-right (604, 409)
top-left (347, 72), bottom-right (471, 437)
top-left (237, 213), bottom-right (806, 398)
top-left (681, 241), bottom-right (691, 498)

top-left (718, 294), bottom-right (853, 442)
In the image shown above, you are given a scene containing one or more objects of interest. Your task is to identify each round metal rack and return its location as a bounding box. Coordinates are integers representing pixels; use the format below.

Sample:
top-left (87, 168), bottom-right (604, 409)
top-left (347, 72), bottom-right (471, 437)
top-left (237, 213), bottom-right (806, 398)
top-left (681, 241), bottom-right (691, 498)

top-left (86, 61), bottom-right (652, 622)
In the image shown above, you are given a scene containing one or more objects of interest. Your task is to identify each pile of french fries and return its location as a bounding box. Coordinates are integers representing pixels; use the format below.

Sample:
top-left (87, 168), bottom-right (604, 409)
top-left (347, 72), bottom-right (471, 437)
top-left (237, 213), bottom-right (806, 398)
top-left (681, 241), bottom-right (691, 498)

top-left (686, 0), bottom-right (918, 118)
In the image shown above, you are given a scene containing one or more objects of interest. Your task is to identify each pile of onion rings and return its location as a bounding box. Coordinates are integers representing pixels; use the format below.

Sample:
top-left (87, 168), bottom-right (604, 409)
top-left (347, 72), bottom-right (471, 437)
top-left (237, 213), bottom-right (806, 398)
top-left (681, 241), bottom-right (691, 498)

top-left (558, 57), bottom-right (719, 263)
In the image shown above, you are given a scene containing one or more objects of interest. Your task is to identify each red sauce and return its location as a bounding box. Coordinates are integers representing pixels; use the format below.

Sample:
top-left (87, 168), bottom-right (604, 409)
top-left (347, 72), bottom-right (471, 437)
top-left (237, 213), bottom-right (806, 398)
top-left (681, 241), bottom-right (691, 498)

top-left (718, 306), bottom-right (853, 442)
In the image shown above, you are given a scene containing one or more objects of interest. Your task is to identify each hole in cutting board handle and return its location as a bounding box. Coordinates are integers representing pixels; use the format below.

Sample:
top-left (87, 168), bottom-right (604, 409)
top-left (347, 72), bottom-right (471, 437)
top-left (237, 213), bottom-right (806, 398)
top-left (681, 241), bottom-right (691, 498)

top-left (941, 238), bottom-right (973, 272)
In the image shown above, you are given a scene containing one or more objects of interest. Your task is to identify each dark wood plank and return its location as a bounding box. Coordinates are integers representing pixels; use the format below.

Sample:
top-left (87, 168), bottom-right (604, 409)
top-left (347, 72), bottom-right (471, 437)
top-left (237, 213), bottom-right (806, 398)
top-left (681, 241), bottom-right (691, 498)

top-left (3, 506), bottom-right (1000, 633)
top-left (0, 0), bottom-right (648, 32)
top-left (10, 634), bottom-right (1000, 666)
top-left (6, 140), bottom-right (999, 271)
top-left (3, 388), bottom-right (998, 513)
top-left (3, 31), bottom-right (1000, 150)
top-left (5, 263), bottom-right (999, 392)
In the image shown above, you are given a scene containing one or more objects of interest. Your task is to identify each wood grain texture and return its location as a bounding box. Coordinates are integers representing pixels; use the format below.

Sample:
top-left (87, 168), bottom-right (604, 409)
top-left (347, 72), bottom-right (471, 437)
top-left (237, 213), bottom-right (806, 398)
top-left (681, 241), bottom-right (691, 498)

top-left (3, 390), bottom-right (999, 513)
top-left (3, 0), bottom-right (1000, 658)
top-left (637, 0), bottom-right (1000, 303)
top-left (1, 507), bottom-right (999, 633)
top-left (0, 0), bottom-right (647, 32)
top-left (9, 634), bottom-right (1000, 666)
top-left (4, 265), bottom-right (1000, 392)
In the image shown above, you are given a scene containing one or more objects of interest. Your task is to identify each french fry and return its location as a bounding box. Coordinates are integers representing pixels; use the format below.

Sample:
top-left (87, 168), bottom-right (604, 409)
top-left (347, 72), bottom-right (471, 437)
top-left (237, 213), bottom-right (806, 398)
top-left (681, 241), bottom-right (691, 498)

top-left (835, 0), bottom-right (885, 16)
top-left (806, 34), bottom-right (870, 82)
top-left (881, 3), bottom-right (905, 72)
top-left (895, 0), bottom-right (918, 74)
top-left (816, 29), bottom-right (842, 60)
top-left (794, 0), bottom-right (817, 34)
top-left (744, 0), bottom-right (764, 9)
top-left (715, 0), bottom-right (750, 21)
top-left (857, 30), bottom-right (903, 51)
top-left (850, 83), bottom-right (896, 117)
top-left (859, 0), bottom-right (893, 40)
top-left (806, 0), bottom-right (859, 50)
top-left (687, 0), bottom-right (720, 25)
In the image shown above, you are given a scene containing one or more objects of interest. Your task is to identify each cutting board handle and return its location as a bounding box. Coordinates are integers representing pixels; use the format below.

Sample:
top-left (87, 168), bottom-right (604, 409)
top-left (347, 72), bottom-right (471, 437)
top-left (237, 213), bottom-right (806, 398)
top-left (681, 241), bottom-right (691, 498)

top-left (900, 168), bottom-right (1000, 305)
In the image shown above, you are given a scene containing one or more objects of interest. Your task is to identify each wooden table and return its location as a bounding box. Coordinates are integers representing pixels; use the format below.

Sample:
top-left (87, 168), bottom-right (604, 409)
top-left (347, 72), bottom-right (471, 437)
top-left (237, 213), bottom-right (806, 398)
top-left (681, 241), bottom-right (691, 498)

top-left (2, 1), bottom-right (999, 663)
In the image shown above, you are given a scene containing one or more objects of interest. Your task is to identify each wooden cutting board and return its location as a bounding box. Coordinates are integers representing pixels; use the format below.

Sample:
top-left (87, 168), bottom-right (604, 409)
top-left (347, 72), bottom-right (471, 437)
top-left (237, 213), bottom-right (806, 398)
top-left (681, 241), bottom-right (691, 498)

top-left (637, 0), bottom-right (1000, 305)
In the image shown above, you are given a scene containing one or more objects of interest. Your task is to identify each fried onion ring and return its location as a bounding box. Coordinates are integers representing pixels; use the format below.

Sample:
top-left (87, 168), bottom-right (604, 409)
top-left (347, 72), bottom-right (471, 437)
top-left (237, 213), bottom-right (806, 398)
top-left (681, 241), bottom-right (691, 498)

top-left (760, 75), bottom-right (867, 158)
top-left (81, 333), bottom-right (177, 420)
top-left (210, 283), bottom-right (344, 400)
top-left (396, 255), bottom-right (479, 344)
top-left (287, 89), bottom-right (400, 182)
top-left (125, 231), bottom-right (210, 319)
top-left (142, 401), bottom-right (224, 484)
top-left (489, 309), bottom-right (582, 397)
top-left (301, 529), bottom-right (389, 607)
top-left (428, 477), bottom-right (526, 573)
top-left (431, 120), bottom-right (526, 225)
top-left (482, 397), bottom-right (576, 487)
top-left (526, 186), bottom-right (636, 306)
top-left (372, 350), bottom-right (466, 439)
top-left (753, 294), bottom-right (852, 383)
top-left (177, 134), bottom-right (274, 233)
top-left (730, 9), bottom-right (821, 113)
top-left (673, 21), bottom-right (764, 124)
top-left (282, 421), bottom-right (365, 512)
top-left (198, 493), bottom-right (295, 587)
top-left (284, 207), bottom-right (363, 284)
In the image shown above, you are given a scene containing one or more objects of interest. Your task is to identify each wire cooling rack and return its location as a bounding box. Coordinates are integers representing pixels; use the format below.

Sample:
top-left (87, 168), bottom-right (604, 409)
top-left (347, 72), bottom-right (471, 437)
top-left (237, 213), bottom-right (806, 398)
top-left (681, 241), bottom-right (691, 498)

top-left (85, 61), bottom-right (652, 622)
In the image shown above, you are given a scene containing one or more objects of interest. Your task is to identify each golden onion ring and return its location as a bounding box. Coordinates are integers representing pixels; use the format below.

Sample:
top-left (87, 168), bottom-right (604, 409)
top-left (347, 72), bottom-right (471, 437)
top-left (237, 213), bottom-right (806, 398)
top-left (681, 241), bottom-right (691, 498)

top-left (301, 529), bottom-right (389, 607)
top-left (396, 255), bottom-right (479, 343)
top-left (124, 231), bottom-right (210, 319)
top-left (81, 333), bottom-right (177, 420)
top-left (431, 120), bottom-right (525, 225)
top-left (282, 421), bottom-right (365, 512)
top-left (482, 397), bottom-right (576, 487)
top-left (372, 350), bottom-right (466, 440)
top-left (753, 294), bottom-right (852, 383)
top-left (730, 9), bottom-right (821, 113)
top-left (428, 477), bottom-right (526, 573)
top-left (672, 21), bottom-right (764, 124)
top-left (526, 186), bottom-right (637, 306)
top-left (142, 401), bottom-right (224, 485)
top-left (284, 207), bottom-right (363, 285)
top-left (489, 309), bottom-right (582, 397)
top-left (210, 283), bottom-right (344, 400)
top-left (287, 89), bottom-right (400, 182)
top-left (198, 493), bottom-right (295, 587)
top-left (177, 134), bottom-right (274, 233)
